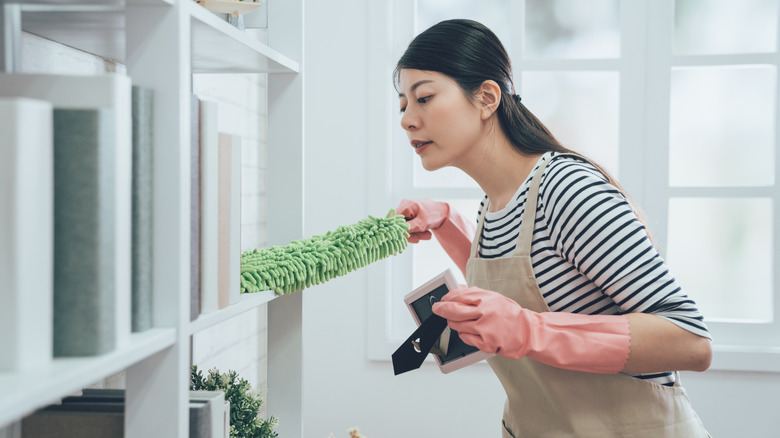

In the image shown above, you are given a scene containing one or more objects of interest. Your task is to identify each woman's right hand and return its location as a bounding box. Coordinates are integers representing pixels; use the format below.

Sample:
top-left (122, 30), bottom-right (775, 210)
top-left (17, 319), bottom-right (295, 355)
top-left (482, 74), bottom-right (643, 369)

top-left (395, 198), bottom-right (450, 243)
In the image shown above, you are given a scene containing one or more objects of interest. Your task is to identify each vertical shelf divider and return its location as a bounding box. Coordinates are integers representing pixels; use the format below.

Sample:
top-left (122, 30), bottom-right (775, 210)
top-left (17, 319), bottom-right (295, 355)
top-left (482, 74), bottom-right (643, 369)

top-left (266, 0), bottom-right (305, 436)
top-left (125, 2), bottom-right (192, 437)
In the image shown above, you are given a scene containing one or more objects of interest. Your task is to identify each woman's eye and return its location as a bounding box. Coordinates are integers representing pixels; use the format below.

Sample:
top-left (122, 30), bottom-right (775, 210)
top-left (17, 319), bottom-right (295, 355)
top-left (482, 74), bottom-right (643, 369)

top-left (417, 96), bottom-right (431, 104)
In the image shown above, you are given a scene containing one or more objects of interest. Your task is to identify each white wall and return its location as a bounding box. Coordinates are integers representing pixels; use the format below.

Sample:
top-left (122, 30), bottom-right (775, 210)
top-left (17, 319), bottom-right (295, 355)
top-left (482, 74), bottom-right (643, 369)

top-left (301, 2), bottom-right (780, 437)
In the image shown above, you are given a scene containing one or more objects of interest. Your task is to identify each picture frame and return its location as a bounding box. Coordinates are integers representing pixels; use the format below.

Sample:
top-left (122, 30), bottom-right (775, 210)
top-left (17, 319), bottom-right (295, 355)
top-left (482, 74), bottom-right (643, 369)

top-left (402, 269), bottom-right (495, 374)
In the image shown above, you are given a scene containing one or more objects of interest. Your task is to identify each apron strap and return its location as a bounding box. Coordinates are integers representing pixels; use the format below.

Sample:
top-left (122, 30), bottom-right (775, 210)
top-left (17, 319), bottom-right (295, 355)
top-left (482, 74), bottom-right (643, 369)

top-left (469, 198), bottom-right (490, 259)
top-left (512, 154), bottom-right (555, 257)
top-left (514, 153), bottom-right (598, 256)
top-left (469, 152), bottom-right (594, 259)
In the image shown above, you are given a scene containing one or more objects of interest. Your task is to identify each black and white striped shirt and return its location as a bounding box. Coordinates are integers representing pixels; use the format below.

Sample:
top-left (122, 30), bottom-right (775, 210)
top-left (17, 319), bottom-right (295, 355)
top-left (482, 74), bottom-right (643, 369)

top-left (477, 152), bottom-right (710, 386)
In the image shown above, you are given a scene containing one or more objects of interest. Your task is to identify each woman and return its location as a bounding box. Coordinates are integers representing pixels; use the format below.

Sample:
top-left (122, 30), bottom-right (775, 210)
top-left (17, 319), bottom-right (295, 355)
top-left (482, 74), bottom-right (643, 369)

top-left (395, 19), bottom-right (712, 437)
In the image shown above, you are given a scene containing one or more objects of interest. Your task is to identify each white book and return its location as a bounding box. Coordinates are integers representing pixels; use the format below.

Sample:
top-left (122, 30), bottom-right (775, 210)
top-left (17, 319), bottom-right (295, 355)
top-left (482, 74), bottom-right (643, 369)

top-left (0, 74), bottom-right (133, 350)
top-left (199, 99), bottom-right (220, 314)
top-left (217, 133), bottom-right (242, 308)
top-left (229, 134), bottom-right (242, 305)
top-left (0, 98), bottom-right (53, 371)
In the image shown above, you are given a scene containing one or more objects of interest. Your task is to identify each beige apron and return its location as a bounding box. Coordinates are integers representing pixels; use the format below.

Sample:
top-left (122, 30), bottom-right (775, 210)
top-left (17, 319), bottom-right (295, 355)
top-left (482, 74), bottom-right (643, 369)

top-left (465, 155), bottom-right (710, 437)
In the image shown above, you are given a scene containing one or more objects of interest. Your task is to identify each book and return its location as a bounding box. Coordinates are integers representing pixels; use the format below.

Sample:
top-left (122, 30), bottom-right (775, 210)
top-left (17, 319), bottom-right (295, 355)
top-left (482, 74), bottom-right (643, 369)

top-left (22, 408), bottom-right (124, 438)
top-left (23, 396), bottom-right (218, 438)
top-left (217, 133), bottom-right (242, 308)
top-left (56, 388), bottom-right (227, 438)
top-left (189, 391), bottom-right (228, 438)
top-left (0, 422), bottom-right (21, 438)
top-left (0, 74), bottom-right (133, 351)
top-left (52, 108), bottom-right (116, 357)
top-left (217, 133), bottom-right (232, 309)
top-left (191, 95), bottom-right (202, 321)
top-left (229, 135), bottom-right (242, 306)
top-left (131, 86), bottom-right (154, 332)
top-left (199, 99), bottom-right (220, 314)
top-left (0, 98), bottom-right (53, 371)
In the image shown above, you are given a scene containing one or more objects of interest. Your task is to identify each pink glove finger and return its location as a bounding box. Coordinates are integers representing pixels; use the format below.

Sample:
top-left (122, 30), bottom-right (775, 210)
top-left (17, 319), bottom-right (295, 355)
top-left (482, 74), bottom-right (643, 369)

top-left (396, 200), bottom-right (427, 233)
top-left (445, 319), bottom-right (481, 335)
top-left (414, 230), bottom-right (433, 241)
top-left (404, 217), bottom-right (430, 234)
top-left (432, 301), bottom-right (482, 322)
top-left (457, 332), bottom-right (498, 354)
top-left (395, 199), bottom-right (419, 218)
top-left (440, 287), bottom-right (489, 305)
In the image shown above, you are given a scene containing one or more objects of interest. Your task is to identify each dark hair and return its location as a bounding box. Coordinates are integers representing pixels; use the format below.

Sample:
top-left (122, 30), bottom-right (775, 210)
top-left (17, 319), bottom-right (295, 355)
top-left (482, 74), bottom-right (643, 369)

top-left (394, 19), bottom-right (569, 157)
top-left (394, 19), bottom-right (653, 236)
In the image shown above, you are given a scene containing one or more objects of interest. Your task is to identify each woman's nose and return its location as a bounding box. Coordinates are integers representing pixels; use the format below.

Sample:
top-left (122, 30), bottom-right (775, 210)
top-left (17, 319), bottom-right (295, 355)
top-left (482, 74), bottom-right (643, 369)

top-left (400, 109), bottom-right (417, 131)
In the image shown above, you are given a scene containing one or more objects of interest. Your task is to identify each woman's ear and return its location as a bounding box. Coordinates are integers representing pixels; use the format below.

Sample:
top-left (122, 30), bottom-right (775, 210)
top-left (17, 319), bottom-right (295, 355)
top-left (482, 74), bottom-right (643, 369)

top-left (477, 80), bottom-right (502, 120)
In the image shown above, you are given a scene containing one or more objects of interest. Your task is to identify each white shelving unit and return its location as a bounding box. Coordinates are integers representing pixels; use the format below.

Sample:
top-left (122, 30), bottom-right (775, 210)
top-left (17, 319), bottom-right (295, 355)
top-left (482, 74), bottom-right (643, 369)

top-left (0, 0), bottom-right (304, 436)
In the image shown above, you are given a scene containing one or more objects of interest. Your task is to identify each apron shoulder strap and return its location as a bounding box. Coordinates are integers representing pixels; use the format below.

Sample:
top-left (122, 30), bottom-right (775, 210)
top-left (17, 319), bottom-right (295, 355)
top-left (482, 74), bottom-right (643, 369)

top-left (469, 152), bottom-right (593, 259)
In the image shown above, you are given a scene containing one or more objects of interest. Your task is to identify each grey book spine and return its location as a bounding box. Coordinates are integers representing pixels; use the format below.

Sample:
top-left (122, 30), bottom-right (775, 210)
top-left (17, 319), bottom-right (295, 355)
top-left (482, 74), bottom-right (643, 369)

top-left (131, 86), bottom-right (154, 332)
top-left (189, 400), bottom-right (212, 438)
top-left (53, 109), bottom-right (116, 357)
top-left (191, 95), bottom-right (201, 321)
top-left (22, 411), bottom-right (124, 438)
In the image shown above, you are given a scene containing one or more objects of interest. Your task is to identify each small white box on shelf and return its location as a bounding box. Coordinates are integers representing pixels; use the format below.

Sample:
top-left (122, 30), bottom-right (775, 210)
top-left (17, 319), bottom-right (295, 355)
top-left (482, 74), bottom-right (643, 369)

top-left (0, 74), bottom-right (133, 351)
top-left (0, 98), bottom-right (53, 371)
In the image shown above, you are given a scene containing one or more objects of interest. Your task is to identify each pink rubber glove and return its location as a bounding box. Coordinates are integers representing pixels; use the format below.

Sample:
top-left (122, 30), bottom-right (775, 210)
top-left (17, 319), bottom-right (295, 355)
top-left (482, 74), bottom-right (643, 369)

top-left (432, 286), bottom-right (631, 374)
top-left (396, 199), bottom-right (475, 277)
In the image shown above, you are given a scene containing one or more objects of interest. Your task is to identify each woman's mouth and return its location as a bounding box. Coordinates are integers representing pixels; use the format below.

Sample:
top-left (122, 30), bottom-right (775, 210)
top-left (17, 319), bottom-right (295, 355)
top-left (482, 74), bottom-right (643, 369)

top-left (413, 141), bottom-right (432, 154)
top-left (411, 140), bottom-right (433, 153)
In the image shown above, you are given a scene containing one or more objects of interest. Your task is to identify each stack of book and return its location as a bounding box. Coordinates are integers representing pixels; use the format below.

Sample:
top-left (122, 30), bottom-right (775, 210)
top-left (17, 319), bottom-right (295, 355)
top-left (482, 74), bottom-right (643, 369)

top-left (0, 74), bottom-right (143, 363)
top-left (0, 74), bottom-right (246, 369)
top-left (21, 389), bottom-right (229, 438)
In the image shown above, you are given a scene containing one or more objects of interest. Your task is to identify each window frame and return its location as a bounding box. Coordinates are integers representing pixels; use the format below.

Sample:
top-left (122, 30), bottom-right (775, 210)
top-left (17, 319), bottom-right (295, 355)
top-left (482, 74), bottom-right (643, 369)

top-left (365, 0), bottom-right (780, 371)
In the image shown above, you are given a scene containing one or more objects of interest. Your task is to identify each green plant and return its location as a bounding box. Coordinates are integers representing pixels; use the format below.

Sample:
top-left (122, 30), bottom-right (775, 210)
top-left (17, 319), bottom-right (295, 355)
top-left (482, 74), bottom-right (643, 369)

top-left (190, 365), bottom-right (279, 438)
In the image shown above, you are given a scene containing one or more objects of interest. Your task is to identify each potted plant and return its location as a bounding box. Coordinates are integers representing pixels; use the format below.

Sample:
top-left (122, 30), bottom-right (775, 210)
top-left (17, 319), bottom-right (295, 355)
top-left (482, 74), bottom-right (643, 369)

top-left (191, 365), bottom-right (278, 438)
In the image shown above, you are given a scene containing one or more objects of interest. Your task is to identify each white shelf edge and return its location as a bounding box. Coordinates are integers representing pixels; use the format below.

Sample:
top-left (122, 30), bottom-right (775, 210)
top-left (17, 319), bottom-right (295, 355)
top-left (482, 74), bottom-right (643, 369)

top-left (188, 290), bottom-right (278, 335)
top-left (188, 1), bottom-right (300, 73)
top-left (0, 327), bottom-right (176, 429)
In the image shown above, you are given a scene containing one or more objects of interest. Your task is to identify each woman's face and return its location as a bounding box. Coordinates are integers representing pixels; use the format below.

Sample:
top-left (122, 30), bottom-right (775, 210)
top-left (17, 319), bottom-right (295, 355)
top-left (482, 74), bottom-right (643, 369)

top-left (398, 69), bottom-right (485, 171)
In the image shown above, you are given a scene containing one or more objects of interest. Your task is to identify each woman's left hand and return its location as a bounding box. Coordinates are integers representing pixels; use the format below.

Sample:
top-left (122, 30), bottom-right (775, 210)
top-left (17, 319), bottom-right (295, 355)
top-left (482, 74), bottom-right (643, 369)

top-left (432, 286), bottom-right (632, 374)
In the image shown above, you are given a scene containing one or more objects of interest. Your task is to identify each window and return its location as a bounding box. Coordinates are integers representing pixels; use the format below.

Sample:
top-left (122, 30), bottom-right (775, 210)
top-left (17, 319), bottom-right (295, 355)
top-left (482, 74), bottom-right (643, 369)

top-left (367, 0), bottom-right (780, 367)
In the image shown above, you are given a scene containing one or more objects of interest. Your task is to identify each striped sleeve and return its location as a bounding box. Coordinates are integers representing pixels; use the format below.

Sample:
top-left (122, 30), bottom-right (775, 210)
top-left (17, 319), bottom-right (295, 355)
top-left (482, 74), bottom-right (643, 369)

top-left (539, 157), bottom-right (711, 339)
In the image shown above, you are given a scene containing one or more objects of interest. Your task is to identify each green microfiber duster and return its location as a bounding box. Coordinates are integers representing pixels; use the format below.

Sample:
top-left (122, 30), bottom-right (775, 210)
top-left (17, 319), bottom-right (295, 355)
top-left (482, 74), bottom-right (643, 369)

top-left (240, 210), bottom-right (410, 295)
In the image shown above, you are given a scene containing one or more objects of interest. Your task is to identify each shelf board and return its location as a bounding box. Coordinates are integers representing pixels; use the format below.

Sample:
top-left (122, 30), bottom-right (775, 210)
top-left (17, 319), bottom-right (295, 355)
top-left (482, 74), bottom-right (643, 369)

top-left (188, 290), bottom-right (277, 335)
top-left (0, 327), bottom-right (176, 429)
top-left (17, 1), bottom-right (298, 73)
top-left (188, 1), bottom-right (298, 73)
top-left (20, 6), bottom-right (126, 64)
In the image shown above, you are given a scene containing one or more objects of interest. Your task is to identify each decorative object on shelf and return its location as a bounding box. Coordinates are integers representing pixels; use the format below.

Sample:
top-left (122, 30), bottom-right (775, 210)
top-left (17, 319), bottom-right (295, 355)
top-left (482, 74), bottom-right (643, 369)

top-left (191, 366), bottom-right (278, 438)
top-left (240, 210), bottom-right (410, 295)
top-left (196, 0), bottom-right (262, 17)
top-left (196, 0), bottom-right (263, 30)
top-left (327, 427), bottom-right (368, 438)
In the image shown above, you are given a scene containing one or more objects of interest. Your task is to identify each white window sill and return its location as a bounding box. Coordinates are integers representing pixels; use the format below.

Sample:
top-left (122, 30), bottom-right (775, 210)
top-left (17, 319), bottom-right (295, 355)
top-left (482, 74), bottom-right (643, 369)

top-left (710, 344), bottom-right (780, 373)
